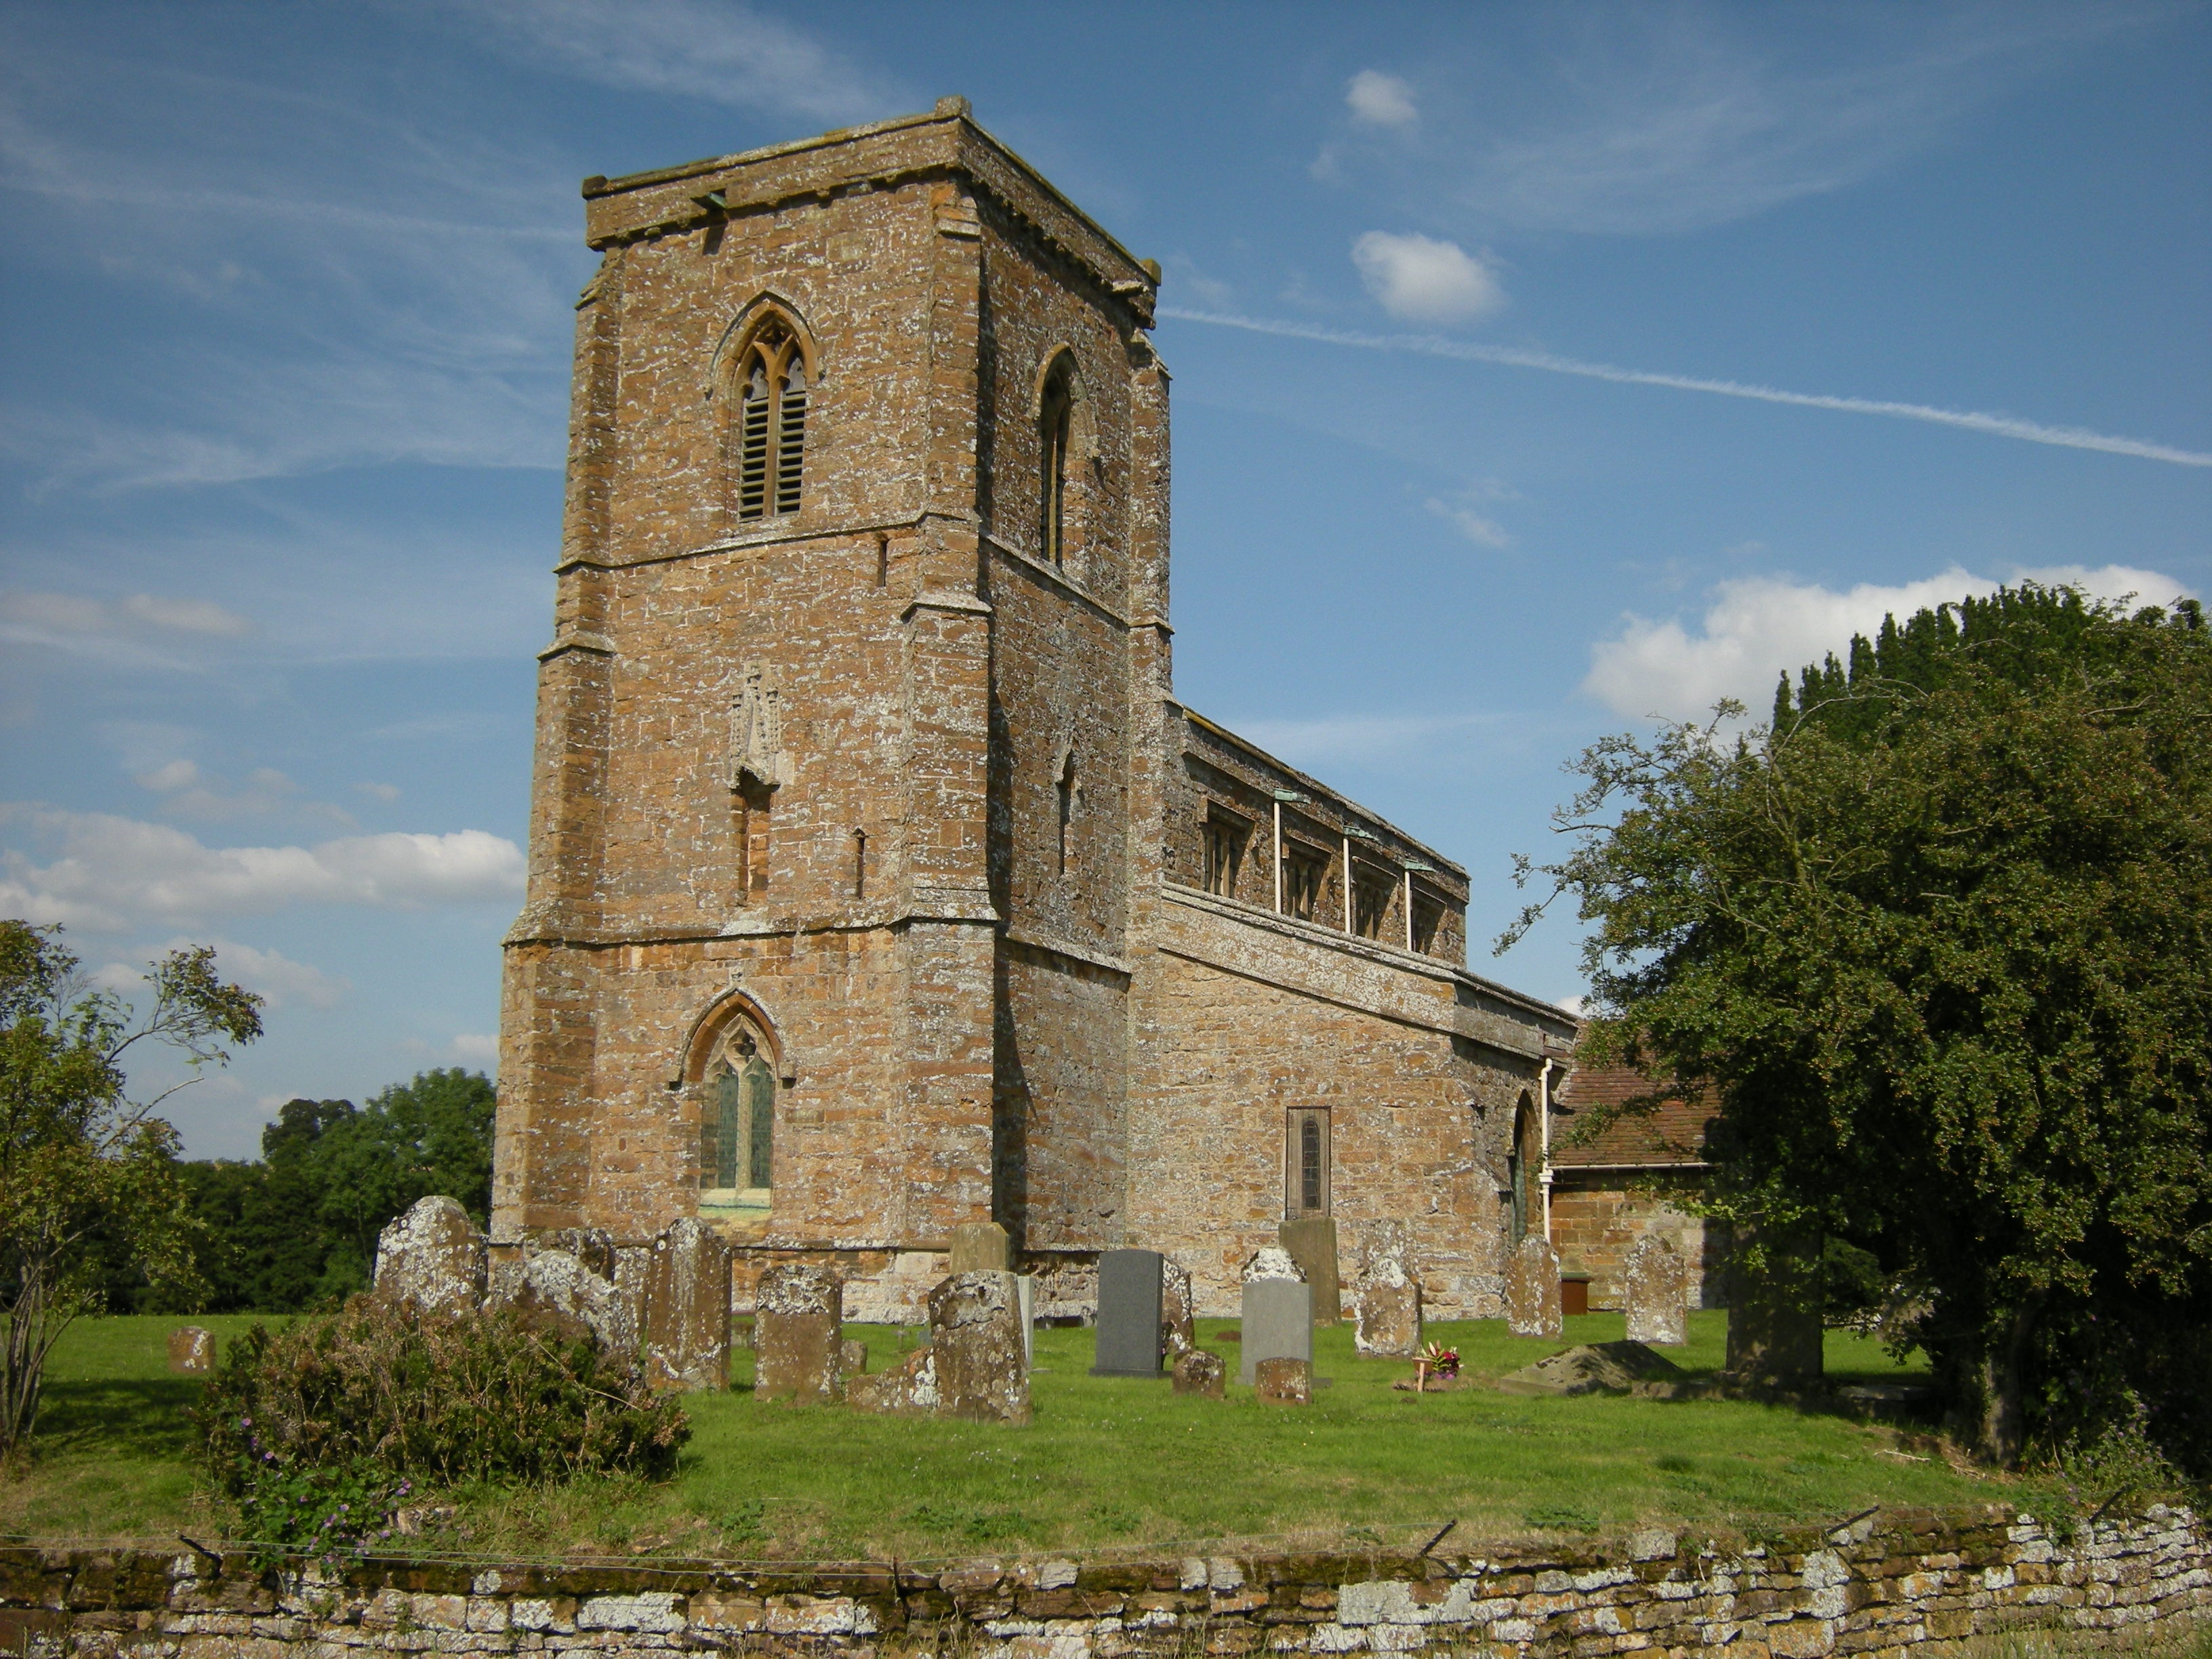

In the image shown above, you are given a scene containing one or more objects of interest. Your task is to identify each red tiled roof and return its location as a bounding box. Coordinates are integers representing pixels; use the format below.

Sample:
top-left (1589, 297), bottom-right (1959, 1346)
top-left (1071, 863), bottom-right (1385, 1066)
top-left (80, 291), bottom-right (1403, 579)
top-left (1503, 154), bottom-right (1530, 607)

top-left (1550, 1062), bottom-right (1717, 1168)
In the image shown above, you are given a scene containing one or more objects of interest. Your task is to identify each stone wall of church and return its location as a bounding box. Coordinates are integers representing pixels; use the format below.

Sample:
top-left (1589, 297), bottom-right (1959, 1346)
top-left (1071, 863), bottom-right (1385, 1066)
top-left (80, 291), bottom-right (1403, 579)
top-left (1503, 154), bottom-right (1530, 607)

top-left (1126, 895), bottom-right (1559, 1320)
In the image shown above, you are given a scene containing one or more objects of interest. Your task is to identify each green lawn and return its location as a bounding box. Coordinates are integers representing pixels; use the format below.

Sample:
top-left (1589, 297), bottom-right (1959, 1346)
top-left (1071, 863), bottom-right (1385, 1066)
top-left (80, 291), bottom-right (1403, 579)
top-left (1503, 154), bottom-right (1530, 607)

top-left (3, 1310), bottom-right (2024, 1560)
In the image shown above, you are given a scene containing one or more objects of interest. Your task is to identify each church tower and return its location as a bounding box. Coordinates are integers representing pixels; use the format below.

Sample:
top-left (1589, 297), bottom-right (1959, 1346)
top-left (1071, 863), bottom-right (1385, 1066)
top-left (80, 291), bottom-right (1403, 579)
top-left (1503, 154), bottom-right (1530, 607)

top-left (493, 99), bottom-right (1170, 1300)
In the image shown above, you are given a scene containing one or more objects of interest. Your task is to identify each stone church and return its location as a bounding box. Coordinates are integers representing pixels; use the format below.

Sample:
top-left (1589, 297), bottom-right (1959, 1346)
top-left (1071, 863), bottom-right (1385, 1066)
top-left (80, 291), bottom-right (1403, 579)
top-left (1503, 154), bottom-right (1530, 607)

top-left (491, 98), bottom-right (1579, 1321)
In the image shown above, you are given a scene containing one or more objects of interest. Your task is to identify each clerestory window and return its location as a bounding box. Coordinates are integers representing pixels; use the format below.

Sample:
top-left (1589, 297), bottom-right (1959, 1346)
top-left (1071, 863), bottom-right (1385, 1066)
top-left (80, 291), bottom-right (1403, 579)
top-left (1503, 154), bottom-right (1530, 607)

top-left (1201, 808), bottom-right (1248, 897)
top-left (733, 319), bottom-right (807, 520)
top-left (1282, 844), bottom-right (1327, 922)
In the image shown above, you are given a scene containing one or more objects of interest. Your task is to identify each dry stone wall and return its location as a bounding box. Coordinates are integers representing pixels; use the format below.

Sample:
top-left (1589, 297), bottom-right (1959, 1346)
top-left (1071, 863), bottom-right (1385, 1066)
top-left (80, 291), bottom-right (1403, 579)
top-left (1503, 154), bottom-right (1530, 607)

top-left (6, 1507), bottom-right (2206, 1659)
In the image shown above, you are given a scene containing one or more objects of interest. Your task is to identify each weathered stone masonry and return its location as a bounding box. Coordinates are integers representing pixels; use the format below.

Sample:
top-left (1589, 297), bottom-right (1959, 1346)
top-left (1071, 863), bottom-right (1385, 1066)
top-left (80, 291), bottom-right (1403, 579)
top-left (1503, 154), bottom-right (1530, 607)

top-left (492, 98), bottom-right (1577, 1326)
top-left (6, 1507), bottom-right (2207, 1658)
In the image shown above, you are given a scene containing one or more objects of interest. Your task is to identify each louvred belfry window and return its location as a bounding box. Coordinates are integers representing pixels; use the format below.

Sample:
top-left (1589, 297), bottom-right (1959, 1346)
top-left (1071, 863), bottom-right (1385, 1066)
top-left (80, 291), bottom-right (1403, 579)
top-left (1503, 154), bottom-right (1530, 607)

top-left (733, 319), bottom-right (807, 520)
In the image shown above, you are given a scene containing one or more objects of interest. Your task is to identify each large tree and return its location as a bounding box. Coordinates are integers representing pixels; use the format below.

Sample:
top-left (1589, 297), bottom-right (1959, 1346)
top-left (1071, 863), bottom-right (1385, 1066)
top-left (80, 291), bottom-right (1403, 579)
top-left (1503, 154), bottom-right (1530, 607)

top-left (1507, 588), bottom-right (2212, 1468)
top-left (0, 922), bottom-right (262, 1455)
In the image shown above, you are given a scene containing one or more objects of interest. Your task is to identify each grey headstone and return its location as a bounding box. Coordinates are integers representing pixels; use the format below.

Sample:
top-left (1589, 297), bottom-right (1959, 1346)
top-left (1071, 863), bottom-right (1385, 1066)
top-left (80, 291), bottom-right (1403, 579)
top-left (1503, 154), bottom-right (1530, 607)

top-left (1505, 1234), bottom-right (1563, 1338)
top-left (1624, 1232), bottom-right (1689, 1346)
top-left (640, 1217), bottom-right (731, 1391)
top-left (930, 1269), bottom-right (1029, 1422)
top-left (1239, 1279), bottom-right (1313, 1386)
top-left (754, 1261), bottom-right (843, 1403)
top-left (1353, 1224), bottom-right (1423, 1357)
top-left (1278, 1214), bottom-right (1340, 1324)
top-left (1091, 1248), bottom-right (1166, 1376)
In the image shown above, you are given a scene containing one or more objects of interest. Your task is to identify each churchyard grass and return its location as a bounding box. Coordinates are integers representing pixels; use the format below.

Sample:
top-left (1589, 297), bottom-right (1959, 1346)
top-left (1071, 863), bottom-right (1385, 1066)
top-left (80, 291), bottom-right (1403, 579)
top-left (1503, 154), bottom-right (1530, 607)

top-left (3, 1309), bottom-right (2057, 1561)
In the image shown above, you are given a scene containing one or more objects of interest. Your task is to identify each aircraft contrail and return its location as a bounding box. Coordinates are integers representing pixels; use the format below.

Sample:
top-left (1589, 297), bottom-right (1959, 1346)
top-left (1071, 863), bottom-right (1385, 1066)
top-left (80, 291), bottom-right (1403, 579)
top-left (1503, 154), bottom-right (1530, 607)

top-left (1158, 308), bottom-right (2212, 470)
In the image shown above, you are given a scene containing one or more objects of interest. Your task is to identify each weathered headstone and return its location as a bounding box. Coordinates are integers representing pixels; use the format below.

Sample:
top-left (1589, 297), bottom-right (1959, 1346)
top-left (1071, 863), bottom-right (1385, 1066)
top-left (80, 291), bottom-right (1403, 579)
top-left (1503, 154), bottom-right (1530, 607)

top-left (1278, 1214), bottom-right (1340, 1324)
top-left (928, 1269), bottom-right (1030, 1423)
top-left (1353, 1223), bottom-right (1423, 1357)
top-left (839, 1338), bottom-right (868, 1378)
top-left (846, 1345), bottom-right (939, 1416)
top-left (373, 1195), bottom-right (485, 1315)
top-left (1624, 1232), bottom-right (1690, 1346)
top-left (1725, 1223), bottom-right (1823, 1390)
top-left (1239, 1246), bottom-right (1313, 1386)
top-left (754, 1261), bottom-right (843, 1403)
top-left (640, 1217), bottom-right (731, 1391)
top-left (1092, 1248), bottom-right (1166, 1376)
top-left (167, 1326), bottom-right (213, 1374)
top-left (948, 1220), bottom-right (1012, 1273)
top-left (508, 1246), bottom-right (635, 1353)
top-left (1172, 1349), bottom-right (1225, 1397)
top-left (1504, 1234), bottom-right (1563, 1338)
top-left (1160, 1256), bottom-right (1195, 1360)
top-left (1254, 1355), bottom-right (1312, 1405)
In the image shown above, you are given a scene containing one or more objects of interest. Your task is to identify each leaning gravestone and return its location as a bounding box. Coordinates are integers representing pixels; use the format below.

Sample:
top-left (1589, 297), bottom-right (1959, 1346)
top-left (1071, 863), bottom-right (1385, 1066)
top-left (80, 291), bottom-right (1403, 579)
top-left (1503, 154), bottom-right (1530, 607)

top-left (167, 1327), bottom-right (213, 1375)
top-left (509, 1246), bottom-right (635, 1353)
top-left (929, 1269), bottom-right (1029, 1423)
top-left (374, 1195), bottom-right (486, 1315)
top-left (640, 1218), bottom-right (731, 1391)
top-left (1092, 1248), bottom-right (1166, 1376)
top-left (754, 1261), bottom-right (844, 1403)
top-left (1624, 1232), bottom-right (1689, 1346)
top-left (1504, 1234), bottom-right (1563, 1338)
top-left (1239, 1246), bottom-right (1313, 1386)
top-left (1160, 1256), bottom-right (1196, 1360)
top-left (1278, 1214), bottom-right (1340, 1325)
top-left (948, 1220), bottom-right (1012, 1273)
top-left (1353, 1223), bottom-right (1423, 1357)
top-left (1724, 1223), bottom-right (1823, 1391)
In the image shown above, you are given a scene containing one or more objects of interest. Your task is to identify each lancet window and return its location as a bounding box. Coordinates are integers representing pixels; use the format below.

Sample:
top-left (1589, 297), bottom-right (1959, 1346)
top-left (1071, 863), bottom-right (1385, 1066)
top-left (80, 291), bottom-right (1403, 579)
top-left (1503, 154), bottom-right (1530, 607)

top-left (700, 1027), bottom-right (776, 1216)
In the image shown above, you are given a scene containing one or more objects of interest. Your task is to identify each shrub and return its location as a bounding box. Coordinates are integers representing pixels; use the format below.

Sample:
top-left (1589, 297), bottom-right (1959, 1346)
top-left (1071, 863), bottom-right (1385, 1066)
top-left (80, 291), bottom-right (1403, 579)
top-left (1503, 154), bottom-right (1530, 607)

top-left (195, 1294), bottom-right (689, 1518)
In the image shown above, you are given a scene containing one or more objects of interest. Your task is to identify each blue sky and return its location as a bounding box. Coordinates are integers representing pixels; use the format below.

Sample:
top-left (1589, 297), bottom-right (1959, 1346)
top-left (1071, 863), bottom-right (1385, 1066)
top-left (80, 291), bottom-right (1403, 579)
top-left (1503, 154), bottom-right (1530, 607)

top-left (3, 1), bottom-right (2205, 1158)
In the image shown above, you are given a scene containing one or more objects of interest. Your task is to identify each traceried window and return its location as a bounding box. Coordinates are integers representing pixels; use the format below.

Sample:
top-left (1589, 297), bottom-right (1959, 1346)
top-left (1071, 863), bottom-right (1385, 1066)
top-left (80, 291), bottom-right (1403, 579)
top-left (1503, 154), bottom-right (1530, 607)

top-left (700, 1029), bottom-right (776, 1217)
top-left (1200, 808), bottom-right (1248, 897)
top-left (733, 318), bottom-right (807, 520)
top-left (1039, 354), bottom-right (1075, 565)
top-left (1282, 844), bottom-right (1327, 922)
top-left (1286, 1107), bottom-right (1331, 1217)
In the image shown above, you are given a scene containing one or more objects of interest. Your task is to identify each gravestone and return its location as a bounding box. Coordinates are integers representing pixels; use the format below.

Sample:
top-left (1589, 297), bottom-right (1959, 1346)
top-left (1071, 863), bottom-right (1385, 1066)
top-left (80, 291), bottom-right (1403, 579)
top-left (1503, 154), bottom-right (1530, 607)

top-left (508, 1246), bottom-right (634, 1353)
top-left (1278, 1214), bottom-right (1340, 1324)
top-left (846, 1346), bottom-right (939, 1416)
top-left (840, 1338), bottom-right (868, 1378)
top-left (754, 1261), bottom-right (843, 1403)
top-left (1092, 1249), bottom-right (1166, 1376)
top-left (373, 1195), bottom-right (485, 1315)
top-left (167, 1327), bottom-right (213, 1375)
top-left (1172, 1349), bottom-right (1225, 1397)
top-left (1254, 1355), bottom-right (1312, 1405)
top-left (1239, 1247), bottom-right (1313, 1386)
top-left (929, 1269), bottom-right (1030, 1423)
top-left (1504, 1234), bottom-right (1563, 1338)
top-left (948, 1220), bottom-right (1011, 1273)
top-left (1725, 1223), bottom-right (1823, 1390)
top-left (1353, 1223), bottom-right (1424, 1357)
top-left (640, 1217), bottom-right (731, 1390)
top-left (1624, 1232), bottom-right (1689, 1346)
top-left (1160, 1257), bottom-right (1195, 1360)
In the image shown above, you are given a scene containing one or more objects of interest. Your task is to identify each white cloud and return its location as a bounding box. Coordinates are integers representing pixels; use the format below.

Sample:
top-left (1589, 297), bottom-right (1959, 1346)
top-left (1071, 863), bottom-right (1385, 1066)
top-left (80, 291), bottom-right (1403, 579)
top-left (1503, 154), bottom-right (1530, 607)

top-left (134, 764), bottom-right (355, 827)
top-left (1, 588), bottom-right (253, 644)
top-left (458, 0), bottom-right (894, 123)
top-left (1556, 994), bottom-right (1588, 1018)
top-left (356, 782), bottom-right (403, 802)
top-left (1347, 70), bottom-right (1418, 128)
top-left (1425, 483), bottom-right (1519, 548)
top-left (0, 807), bottom-right (525, 933)
top-left (1583, 563), bottom-right (2197, 723)
top-left (86, 937), bottom-right (346, 1010)
top-left (450, 1032), bottom-right (501, 1065)
top-left (1352, 232), bottom-right (1505, 325)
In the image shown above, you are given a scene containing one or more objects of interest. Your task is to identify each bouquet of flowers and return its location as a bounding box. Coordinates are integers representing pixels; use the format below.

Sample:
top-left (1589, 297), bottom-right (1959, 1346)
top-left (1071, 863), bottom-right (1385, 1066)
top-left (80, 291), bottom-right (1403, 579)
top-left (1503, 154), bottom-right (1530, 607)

top-left (1421, 1341), bottom-right (1460, 1379)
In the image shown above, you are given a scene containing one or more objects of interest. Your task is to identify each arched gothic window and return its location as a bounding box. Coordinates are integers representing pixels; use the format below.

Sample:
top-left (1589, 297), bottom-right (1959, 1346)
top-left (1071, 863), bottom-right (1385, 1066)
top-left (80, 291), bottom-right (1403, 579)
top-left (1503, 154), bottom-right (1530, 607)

top-left (700, 1027), bottom-right (775, 1215)
top-left (731, 317), bottom-right (807, 521)
top-left (1507, 1094), bottom-right (1538, 1243)
top-left (1039, 355), bottom-right (1076, 565)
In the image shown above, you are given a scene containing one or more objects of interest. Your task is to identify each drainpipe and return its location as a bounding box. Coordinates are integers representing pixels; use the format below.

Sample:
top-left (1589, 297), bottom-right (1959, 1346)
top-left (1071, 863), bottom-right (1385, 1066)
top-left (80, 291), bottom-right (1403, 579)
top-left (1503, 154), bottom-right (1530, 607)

top-left (1538, 1057), bottom-right (1555, 1243)
top-left (1341, 832), bottom-right (1353, 932)
top-left (1273, 800), bottom-right (1283, 912)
